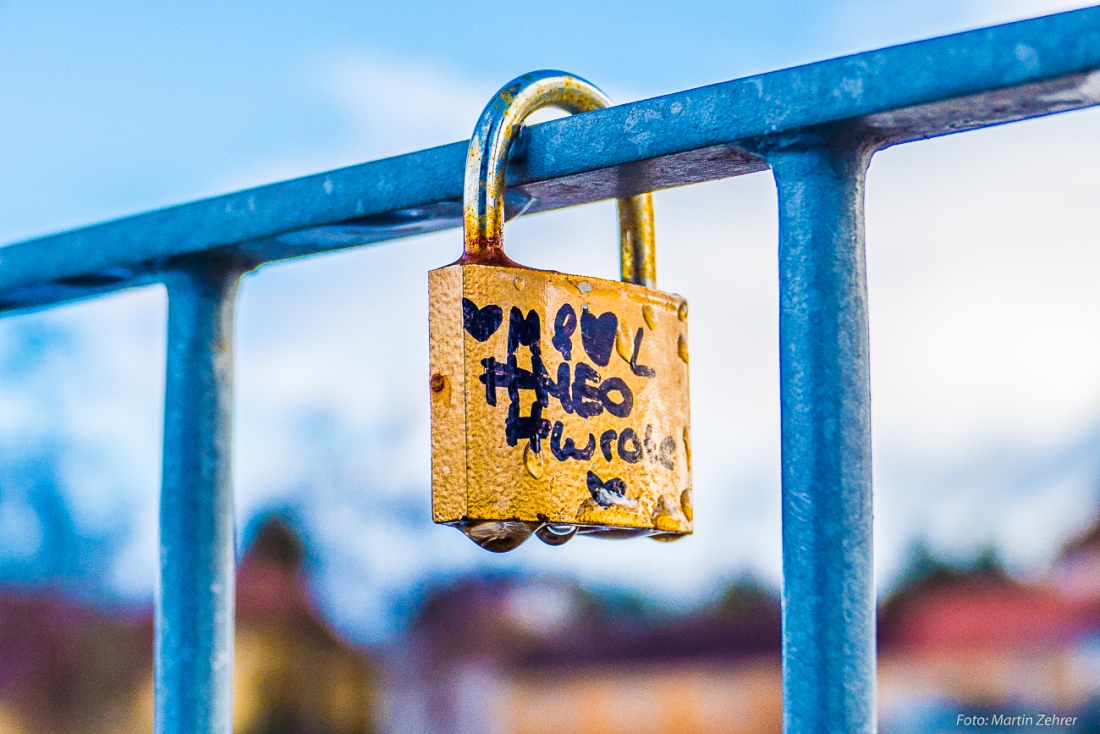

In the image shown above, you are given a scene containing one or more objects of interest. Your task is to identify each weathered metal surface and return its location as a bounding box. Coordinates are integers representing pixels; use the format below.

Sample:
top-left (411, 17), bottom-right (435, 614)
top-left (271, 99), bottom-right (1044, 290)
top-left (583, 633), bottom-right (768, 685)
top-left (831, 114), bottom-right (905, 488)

top-left (157, 259), bottom-right (243, 734)
top-left (757, 130), bottom-right (876, 733)
top-left (429, 265), bottom-right (692, 549)
top-left (617, 193), bottom-right (656, 290)
top-left (430, 72), bottom-right (689, 551)
top-left (459, 70), bottom-right (657, 288)
top-left (4, 7), bottom-right (1100, 313)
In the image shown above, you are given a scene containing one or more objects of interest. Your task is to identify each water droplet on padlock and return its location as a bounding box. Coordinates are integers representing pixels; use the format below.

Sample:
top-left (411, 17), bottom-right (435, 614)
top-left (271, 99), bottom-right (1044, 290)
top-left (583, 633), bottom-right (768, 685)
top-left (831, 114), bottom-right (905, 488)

top-left (454, 520), bottom-right (539, 553)
top-left (578, 526), bottom-right (651, 540)
top-left (535, 523), bottom-right (577, 546)
top-left (678, 300), bottom-right (689, 322)
top-left (513, 276), bottom-right (526, 290)
top-left (677, 334), bottom-right (690, 364)
top-left (615, 325), bottom-right (633, 364)
top-left (642, 304), bottom-right (658, 330)
top-left (649, 531), bottom-right (686, 543)
top-left (682, 427), bottom-right (692, 472)
top-left (523, 444), bottom-right (544, 479)
top-left (680, 487), bottom-right (693, 522)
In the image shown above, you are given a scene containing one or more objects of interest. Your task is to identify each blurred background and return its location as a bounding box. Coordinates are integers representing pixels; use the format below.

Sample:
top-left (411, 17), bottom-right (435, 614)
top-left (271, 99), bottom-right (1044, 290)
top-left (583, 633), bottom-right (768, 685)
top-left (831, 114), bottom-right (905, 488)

top-left (2, 0), bottom-right (1100, 732)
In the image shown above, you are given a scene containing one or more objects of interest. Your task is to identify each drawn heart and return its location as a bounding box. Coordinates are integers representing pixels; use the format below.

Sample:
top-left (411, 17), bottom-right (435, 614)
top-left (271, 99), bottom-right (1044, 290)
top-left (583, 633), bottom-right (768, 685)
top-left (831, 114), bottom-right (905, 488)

top-left (580, 309), bottom-right (618, 367)
top-left (462, 298), bottom-right (503, 342)
top-left (586, 470), bottom-right (630, 509)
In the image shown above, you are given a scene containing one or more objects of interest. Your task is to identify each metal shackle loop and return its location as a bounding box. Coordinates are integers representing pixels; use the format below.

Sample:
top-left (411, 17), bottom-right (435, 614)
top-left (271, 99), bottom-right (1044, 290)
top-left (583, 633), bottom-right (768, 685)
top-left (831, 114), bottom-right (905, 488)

top-left (462, 70), bottom-right (657, 288)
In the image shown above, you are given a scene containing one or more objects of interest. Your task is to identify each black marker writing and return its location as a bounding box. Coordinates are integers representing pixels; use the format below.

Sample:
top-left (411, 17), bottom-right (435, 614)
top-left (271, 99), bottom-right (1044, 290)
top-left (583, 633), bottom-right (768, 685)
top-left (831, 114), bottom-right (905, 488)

top-left (551, 421), bottom-right (595, 461)
top-left (586, 471), bottom-right (629, 508)
top-left (552, 304), bottom-right (576, 360)
top-left (618, 428), bottom-right (643, 464)
top-left (462, 298), bottom-right (503, 342)
top-left (599, 429), bottom-right (617, 461)
top-left (580, 308), bottom-right (617, 367)
top-left (629, 327), bottom-right (655, 378)
top-left (472, 300), bottom-right (677, 471)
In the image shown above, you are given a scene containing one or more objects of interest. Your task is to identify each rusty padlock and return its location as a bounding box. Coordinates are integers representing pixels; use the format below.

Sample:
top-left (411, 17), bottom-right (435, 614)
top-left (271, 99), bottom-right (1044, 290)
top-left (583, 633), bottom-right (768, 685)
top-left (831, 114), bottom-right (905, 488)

top-left (429, 70), bottom-right (692, 552)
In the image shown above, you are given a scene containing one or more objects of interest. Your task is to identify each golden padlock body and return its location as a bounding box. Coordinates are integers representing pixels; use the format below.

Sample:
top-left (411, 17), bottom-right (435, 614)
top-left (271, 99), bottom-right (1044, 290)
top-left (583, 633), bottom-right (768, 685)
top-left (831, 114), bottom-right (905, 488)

top-left (429, 263), bottom-right (692, 536)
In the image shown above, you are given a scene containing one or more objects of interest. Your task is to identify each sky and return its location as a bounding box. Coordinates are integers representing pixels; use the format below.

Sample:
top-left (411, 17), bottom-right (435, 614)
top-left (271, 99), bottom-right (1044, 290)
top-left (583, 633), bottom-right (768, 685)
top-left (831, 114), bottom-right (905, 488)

top-left (0, 0), bottom-right (1098, 641)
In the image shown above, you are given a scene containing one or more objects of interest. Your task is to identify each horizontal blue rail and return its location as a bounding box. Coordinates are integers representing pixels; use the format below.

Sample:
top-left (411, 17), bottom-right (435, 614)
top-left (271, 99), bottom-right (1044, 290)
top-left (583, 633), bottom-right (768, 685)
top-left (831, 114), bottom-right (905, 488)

top-left (4, 6), bottom-right (1098, 734)
top-left (3, 7), bottom-right (1100, 313)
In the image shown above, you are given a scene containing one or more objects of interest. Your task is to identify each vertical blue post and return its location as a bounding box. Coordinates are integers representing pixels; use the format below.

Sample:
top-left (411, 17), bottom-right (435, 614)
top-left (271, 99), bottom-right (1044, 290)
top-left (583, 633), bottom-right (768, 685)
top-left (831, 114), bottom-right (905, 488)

top-left (157, 258), bottom-right (242, 734)
top-left (765, 133), bottom-right (876, 733)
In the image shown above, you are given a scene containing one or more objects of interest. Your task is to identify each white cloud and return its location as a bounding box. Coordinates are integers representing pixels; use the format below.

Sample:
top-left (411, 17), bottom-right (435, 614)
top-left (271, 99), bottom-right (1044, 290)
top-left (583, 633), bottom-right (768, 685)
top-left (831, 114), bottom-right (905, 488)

top-left (209, 54), bottom-right (497, 194)
top-left (967, 0), bottom-right (1094, 22)
top-left (320, 54), bottom-right (492, 159)
top-left (865, 106), bottom-right (1100, 579)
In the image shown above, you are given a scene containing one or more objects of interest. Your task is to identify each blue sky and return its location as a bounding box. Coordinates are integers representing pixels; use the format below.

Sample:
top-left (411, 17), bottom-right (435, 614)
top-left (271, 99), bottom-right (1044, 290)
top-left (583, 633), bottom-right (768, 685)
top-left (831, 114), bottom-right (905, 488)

top-left (0, 0), bottom-right (1089, 241)
top-left (1, 0), bottom-right (1098, 641)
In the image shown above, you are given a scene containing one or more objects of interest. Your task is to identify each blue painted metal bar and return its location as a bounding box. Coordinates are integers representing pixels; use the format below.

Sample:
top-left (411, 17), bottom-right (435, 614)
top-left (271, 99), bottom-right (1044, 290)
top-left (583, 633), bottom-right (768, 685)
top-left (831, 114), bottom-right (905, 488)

top-left (762, 130), bottom-right (875, 732)
top-left (3, 7), bottom-right (1100, 313)
top-left (156, 258), bottom-right (243, 734)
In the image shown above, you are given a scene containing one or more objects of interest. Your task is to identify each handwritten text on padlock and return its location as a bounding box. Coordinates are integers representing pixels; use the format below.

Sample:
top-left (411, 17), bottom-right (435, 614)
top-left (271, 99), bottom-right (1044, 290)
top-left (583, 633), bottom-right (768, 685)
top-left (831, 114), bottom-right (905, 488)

top-left (463, 298), bottom-right (678, 470)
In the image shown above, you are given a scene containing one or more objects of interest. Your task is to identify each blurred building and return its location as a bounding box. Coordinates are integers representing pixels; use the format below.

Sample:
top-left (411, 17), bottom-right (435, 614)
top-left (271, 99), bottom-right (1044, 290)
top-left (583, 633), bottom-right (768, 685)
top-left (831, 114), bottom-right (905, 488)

top-left (0, 516), bottom-right (381, 734)
top-left (0, 510), bottom-right (1097, 733)
top-left (390, 575), bottom-right (783, 734)
top-left (393, 518), bottom-right (1100, 734)
top-left (226, 517), bottom-right (380, 734)
top-left (878, 524), bottom-right (1100, 732)
top-left (0, 591), bottom-right (150, 734)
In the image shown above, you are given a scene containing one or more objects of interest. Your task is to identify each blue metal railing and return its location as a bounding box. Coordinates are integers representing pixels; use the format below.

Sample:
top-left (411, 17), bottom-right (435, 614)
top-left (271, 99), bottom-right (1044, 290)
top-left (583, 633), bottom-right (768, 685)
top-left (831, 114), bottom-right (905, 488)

top-left (4, 7), bottom-right (1100, 733)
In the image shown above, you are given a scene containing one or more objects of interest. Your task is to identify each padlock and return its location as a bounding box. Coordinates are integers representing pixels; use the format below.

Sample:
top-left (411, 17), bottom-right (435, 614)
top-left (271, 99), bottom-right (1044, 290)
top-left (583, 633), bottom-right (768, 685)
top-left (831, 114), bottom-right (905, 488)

top-left (429, 70), bottom-right (692, 552)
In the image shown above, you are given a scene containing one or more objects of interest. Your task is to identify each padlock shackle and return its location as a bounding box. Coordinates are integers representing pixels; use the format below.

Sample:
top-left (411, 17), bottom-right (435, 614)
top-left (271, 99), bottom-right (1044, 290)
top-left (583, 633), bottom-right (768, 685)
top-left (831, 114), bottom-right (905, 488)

top-left (461, 70), bottom-right (657, 288)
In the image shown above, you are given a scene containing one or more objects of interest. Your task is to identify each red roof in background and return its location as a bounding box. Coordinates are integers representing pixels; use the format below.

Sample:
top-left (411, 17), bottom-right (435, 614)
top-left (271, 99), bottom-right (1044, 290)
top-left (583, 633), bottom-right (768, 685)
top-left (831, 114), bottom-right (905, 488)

top-left (884, 581), bottom-right (1092, 651)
